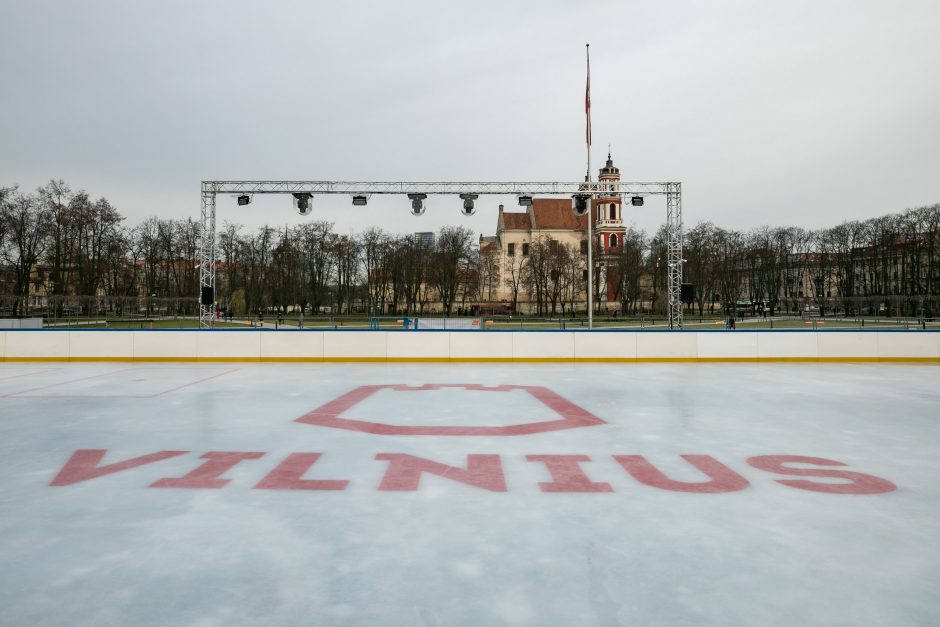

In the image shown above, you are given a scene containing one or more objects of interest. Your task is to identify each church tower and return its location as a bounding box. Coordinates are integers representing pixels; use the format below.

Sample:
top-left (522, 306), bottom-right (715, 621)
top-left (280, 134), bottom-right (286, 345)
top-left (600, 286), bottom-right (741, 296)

top-left (592, 152), bottom-right (628, 305)
top-left (593, 151), bottom-right (627, 253)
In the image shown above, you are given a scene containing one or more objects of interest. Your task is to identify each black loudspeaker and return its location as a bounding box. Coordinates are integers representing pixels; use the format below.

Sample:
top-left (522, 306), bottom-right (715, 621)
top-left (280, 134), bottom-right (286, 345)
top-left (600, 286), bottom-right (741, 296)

top-left (200, 286), bottom-right (214, 306)
top-left (680, 283), bottom-right (695, 304)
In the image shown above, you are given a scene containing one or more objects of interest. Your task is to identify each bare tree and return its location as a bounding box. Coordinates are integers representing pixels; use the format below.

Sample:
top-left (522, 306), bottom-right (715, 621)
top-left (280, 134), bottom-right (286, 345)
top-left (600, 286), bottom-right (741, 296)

top-left (431, 225), bottom-right (473, 315)
top-left (333, 234), bottom-right (360, 314)
top-left (504, 251), bottom-right (525, 314)
top-left (611, 228), bottom-right (647, 315)
top-left (361, 227), bottom-right (390, 315)
top-left (1, 190), bottom-right (49, 315)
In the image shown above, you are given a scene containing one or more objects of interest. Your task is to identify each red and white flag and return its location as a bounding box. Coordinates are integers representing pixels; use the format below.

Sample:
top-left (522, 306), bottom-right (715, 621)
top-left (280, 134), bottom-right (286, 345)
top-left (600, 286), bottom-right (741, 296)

top-left (585, 43), bottom-right (592, 147)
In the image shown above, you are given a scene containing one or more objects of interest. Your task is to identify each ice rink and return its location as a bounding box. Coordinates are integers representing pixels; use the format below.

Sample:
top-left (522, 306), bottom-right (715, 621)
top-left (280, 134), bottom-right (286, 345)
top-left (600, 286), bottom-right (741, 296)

top-left (1, 362), bottom-right (938, 626)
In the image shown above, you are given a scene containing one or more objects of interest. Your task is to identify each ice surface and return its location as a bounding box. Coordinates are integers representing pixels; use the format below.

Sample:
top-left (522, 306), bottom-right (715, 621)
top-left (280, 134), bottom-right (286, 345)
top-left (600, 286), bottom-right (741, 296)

top-left (0, 362), bottom-right (938, 626)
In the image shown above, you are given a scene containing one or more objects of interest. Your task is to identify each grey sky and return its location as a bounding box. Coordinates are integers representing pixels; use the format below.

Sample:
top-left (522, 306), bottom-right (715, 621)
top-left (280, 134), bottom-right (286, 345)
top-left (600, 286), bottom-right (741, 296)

top-left (2, 0), bottom-right (939, 238)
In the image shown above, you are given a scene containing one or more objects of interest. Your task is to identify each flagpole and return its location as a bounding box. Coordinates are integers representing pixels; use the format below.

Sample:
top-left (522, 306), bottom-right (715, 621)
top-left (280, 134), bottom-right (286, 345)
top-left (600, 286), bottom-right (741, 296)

top-left (585, 43), bottom-right (593, 329)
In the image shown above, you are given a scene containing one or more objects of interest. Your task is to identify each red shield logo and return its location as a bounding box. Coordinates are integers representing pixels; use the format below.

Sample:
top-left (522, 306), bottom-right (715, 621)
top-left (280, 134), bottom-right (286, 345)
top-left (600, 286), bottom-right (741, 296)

top-left (295, 384), bottom-right (605, 436)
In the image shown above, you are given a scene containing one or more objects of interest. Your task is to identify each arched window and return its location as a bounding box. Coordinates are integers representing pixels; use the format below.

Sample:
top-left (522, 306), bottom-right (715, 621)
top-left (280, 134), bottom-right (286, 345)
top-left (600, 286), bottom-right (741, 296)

top-left (609, 203), bottom-right (616, 220)
top-left (610, 234), bottom-right (618, 248)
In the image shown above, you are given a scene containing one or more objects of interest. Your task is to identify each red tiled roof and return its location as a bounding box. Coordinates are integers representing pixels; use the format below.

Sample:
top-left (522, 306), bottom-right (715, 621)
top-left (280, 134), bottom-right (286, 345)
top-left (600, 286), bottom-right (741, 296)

top-left (501, 212), bottom-right (532, 230)
top-left (531, 199), bottom-right (587, 230)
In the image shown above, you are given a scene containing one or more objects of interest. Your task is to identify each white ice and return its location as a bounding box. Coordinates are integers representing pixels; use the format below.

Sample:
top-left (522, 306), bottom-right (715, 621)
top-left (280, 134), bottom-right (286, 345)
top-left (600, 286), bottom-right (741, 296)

top-left (0, 362), bottom-right (938, 626)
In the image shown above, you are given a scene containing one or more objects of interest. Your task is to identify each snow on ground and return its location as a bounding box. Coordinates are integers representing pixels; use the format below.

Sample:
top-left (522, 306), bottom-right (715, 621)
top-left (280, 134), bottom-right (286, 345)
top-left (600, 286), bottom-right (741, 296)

top-left (0, 362), bottom-right (938, 626)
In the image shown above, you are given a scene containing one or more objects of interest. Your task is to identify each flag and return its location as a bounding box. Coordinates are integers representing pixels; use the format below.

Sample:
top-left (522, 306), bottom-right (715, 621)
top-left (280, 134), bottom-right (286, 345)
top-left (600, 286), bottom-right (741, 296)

top-left (585, 44), bottom-right (591, 147)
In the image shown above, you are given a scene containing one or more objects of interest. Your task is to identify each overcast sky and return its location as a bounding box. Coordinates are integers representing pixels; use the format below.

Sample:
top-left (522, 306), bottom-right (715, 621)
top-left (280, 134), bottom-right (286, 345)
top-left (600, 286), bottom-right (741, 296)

top-left (2, 0), bottom-right (939, 238)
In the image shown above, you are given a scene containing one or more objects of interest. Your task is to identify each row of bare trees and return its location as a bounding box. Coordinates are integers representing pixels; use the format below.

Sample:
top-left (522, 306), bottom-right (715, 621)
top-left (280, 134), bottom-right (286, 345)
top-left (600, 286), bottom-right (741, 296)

top-left (504, 229), bottom-right (650, 316)
top-left (221, 222), bottom-right (477, 316)
top-left (0, 181), bottom-right (223, 316)
top-left (681, 203), bottom-right (940, 317)
top-left (0, 180), bottom-right (481, 317)
top-left (510, 203), bottom-right (939, 318)
top-left (2, 179), bottom-right (938, 318)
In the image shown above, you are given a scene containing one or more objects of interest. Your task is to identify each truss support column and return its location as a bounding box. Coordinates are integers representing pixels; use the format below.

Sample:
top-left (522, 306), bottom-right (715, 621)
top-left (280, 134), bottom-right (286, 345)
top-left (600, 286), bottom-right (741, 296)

top-left (666, 182), bottom-right (683, 330)
top-left (198, 184), bottom-right (217, 328)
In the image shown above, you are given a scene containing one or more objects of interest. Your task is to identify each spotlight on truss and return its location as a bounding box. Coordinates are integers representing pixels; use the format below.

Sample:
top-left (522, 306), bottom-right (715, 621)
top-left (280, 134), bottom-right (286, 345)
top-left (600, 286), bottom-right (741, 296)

top-left (572, 194), bottom-right (590, 216)
top-left (631, 196), bottom-right (644, 207)
top-left (293, 193), bottom-right (312, 216)
top-left (237, 195), bottom-right (251, 206)
top-left (517, 195), bottom-right (533, 207)
top-left (408, 193), bottom-right (427, 216)
top-left (459, 194), bottom-right (478, 216)
top-left (352, 195), bottom-right (368, 206)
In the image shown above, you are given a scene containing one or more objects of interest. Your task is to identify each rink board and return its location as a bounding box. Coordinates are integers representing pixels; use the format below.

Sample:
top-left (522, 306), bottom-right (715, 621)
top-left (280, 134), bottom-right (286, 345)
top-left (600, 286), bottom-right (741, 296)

top-left (0, 329), bottom-right (938, 362)
top-left (0, 362), bottom-right (938, 626)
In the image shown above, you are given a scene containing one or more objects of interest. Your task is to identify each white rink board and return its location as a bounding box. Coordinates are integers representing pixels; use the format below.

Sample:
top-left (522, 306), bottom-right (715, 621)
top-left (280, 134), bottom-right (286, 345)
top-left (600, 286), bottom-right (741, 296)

top-left (196, 330), bottom-right (261, 359)
top-left (876, 331), bottom-right (940, 358)
top-left (3, 331), bottom-right (70, 358)
top-left (0, 362), bottom-right (938, 627)
top-left (68, 331), bottom-right (134, 359)
top-left (0, 330), bottom-right (939, 362)
top-left (260, 331), bottom-right (325, 359)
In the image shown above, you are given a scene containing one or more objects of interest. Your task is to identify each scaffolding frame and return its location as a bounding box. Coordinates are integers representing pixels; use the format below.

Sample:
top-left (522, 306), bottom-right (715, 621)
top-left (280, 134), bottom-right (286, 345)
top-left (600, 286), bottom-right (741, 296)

top-left (198, 180), bottom-right (683, 328)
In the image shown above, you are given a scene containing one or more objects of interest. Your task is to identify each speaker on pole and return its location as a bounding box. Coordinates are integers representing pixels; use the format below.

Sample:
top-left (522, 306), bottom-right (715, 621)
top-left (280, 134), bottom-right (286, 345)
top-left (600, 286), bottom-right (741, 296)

top-left (680, 283), bottom-right (695, 305)
top-left (200, 286), bottom-right (214, 307)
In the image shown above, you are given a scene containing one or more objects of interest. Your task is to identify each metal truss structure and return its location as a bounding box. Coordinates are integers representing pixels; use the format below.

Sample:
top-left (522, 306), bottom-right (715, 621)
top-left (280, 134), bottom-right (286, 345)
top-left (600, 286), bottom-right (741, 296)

top-left (198, 180), bottom-right (683, 328)
top-left (665, 183), bottom-right (683, 330)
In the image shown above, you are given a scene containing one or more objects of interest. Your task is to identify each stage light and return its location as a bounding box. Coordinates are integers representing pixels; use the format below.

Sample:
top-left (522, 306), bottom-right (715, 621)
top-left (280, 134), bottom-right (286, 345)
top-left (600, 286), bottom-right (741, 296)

top-left (293, 193), bottom-right (312, 216)
top-left (572, 194), bottom-right (590, 216)
top-left (352, 195), bottom-right (368, 206)
top-left (631, 196), bottom-right (644, 206)
top-left (518, 195), bottom-right (533, 207)
top-left (459, 194), bottom-right (478, 216)
top-left (237, 195), bottom-right (250, 206)
top-left (408, 193), bottom-right (427, 216)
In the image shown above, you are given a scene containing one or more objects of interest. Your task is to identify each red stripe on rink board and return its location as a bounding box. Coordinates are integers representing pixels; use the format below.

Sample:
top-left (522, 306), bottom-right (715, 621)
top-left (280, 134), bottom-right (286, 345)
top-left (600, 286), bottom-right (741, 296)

top-left (746, 455), bottom-right (898, 494)
top-left (614, 455), bottom-right (751, 493)
top-left (50, 449), bottom-right (188, 486)
top-left (254, 453), bottom-right (349, 490)
top-left (151, 452), bottom-right (265, 489)
top-left (525, 455), bottom-right (613, 492)
top-left (375, 453), bottom-right (507, 492)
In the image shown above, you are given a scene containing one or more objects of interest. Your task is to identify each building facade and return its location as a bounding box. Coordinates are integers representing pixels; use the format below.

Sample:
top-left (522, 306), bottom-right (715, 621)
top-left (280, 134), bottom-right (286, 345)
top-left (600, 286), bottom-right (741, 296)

top-left (481, 153), bottom-right (629, 314)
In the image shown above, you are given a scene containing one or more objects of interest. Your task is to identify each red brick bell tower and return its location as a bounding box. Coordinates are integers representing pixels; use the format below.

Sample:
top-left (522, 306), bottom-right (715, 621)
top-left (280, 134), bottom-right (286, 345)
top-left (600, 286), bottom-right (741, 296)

top-left (592, 152), bottom-right (628, 305)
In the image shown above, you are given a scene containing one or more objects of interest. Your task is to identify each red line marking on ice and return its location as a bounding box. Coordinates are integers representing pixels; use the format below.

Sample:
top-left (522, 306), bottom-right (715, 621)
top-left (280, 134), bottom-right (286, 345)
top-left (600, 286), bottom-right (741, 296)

top-left (150, 368), bottom-right (239, 397)
top-left (3, 367), bottom-right (239, 399)
top-left (1, 367), bottom-right (136, 398)
top-left (0, 367), bottom-right (64, 381)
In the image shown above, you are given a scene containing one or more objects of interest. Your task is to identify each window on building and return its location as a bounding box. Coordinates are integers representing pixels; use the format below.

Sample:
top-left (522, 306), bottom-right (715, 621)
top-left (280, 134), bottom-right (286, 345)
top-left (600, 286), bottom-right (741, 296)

top-left (522, 243), bottom-right (529, 256)
top-left (507, 243), bottom-right (515, 256)
top-left (580, 240), bottom-right (587, 255)
top-left (609, 204), bottom-right (616, 220)
top-left (610, 234), bottom-right (618, 248)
